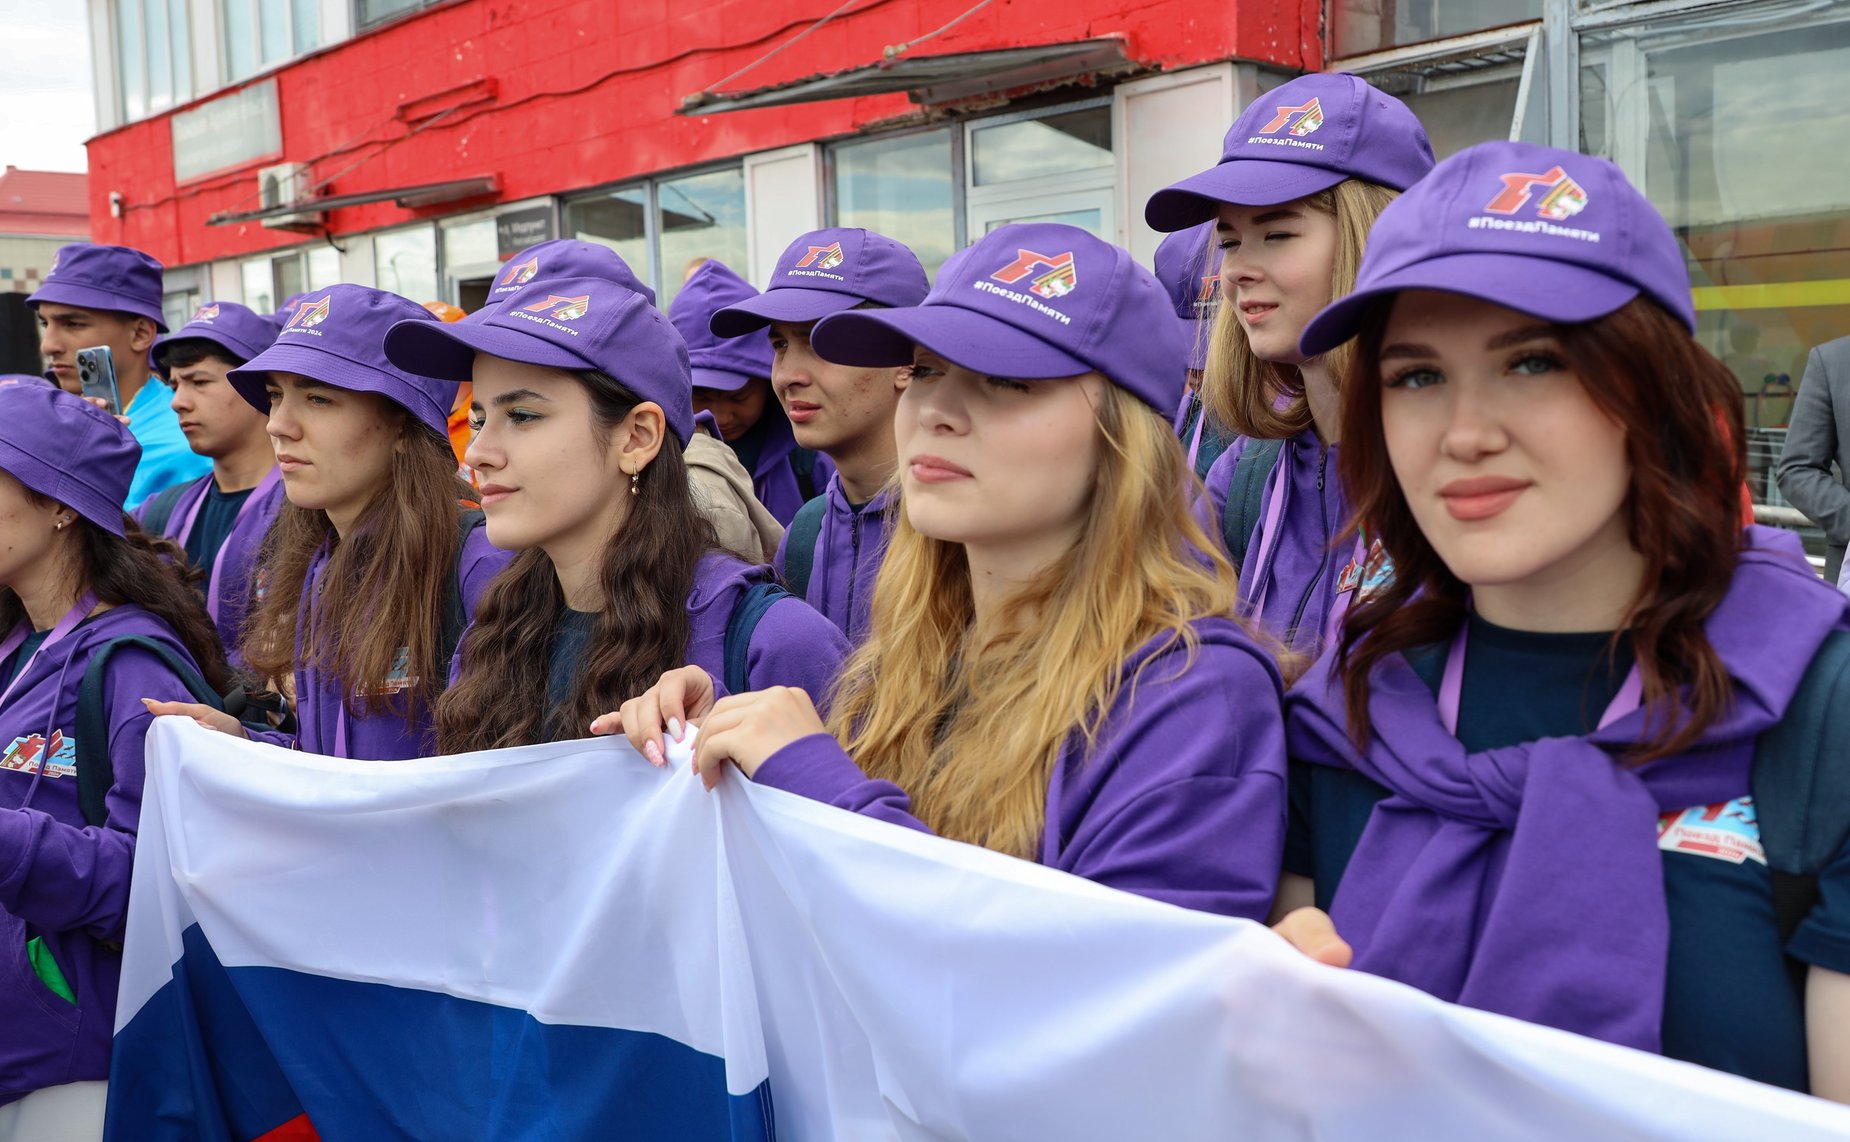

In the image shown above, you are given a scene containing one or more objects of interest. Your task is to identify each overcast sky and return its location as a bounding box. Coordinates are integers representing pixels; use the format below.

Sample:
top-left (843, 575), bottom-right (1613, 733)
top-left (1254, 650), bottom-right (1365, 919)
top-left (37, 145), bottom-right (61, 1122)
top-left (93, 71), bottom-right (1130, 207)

top-left (0, 2), bottom-right (97, 173)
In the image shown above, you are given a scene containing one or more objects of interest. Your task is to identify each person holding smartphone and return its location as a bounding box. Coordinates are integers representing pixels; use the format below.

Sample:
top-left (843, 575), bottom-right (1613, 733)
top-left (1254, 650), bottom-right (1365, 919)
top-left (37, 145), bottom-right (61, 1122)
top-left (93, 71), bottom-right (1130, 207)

top-left (27, 244), bottom-right (211, 508)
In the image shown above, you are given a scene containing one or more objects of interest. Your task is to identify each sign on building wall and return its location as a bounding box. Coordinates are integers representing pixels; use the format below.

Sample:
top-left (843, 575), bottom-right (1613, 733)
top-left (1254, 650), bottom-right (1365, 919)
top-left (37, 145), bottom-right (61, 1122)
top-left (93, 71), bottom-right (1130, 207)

top-left (495, 206), bottom-right (554, 259)
top-left (172, 81), bottom-right (283, 184)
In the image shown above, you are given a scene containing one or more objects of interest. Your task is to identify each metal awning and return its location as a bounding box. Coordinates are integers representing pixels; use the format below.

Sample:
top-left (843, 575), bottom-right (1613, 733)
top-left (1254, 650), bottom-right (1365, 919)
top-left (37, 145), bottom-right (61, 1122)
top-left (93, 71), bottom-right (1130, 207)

top-left (678, 39), bottom-right (1134, 115)
top-left (207, 175), bottom-right (500, 226)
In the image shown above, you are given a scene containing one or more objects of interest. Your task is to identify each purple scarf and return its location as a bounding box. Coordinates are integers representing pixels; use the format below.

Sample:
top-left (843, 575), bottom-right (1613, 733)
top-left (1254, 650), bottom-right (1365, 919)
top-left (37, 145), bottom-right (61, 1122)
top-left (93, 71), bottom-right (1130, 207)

top-left (1287, 527), bottom-right (1848, 1052)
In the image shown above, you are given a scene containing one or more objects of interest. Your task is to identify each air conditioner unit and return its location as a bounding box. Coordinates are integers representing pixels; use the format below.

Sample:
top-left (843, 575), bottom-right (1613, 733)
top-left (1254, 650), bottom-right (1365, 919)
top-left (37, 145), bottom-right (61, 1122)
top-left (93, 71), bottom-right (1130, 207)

top-left (257, 161), bottom-right (323, 231)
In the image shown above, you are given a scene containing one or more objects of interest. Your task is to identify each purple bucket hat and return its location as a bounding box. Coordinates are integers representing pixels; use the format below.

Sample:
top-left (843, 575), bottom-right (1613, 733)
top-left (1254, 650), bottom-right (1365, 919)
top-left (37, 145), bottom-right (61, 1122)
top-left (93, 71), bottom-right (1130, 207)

top-left (26, 243), bottom-right (169, 332)
top-left (812, 222), bottom-right (1185, 416)
top-left (1300, 140), bottom-right (1696, 356)
top-left (228, 285), bottom-right (455, 440)
top-left (1154, 223), bottom-right (1224, 372)
top-left (382, 276), bottom-right (695, 445)
top-left (668, 261), bottom-right (773, 392)
top-left (709, 228), bottom-right (930, 338)
top-left (263, 293), bottom-right (313, 331)
top-left (1145, 72), bottom-right (1435, 233)
top-left (154, 301), bottom-right (278, 377)
top-left (469, 239), bottom-right (656, 322)
top-left (0, 384), bottom-right (139, 536)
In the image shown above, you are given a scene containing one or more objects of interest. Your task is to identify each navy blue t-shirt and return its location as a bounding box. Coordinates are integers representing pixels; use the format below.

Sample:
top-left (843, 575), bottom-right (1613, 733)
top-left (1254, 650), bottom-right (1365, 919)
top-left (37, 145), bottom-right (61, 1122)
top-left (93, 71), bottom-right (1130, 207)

top-left (182, 483), bottom-right (256, 572)
top-left (547, 608), bottom-right (599, 718)
top-left (1286, 613), bottom-right (1850, 1091)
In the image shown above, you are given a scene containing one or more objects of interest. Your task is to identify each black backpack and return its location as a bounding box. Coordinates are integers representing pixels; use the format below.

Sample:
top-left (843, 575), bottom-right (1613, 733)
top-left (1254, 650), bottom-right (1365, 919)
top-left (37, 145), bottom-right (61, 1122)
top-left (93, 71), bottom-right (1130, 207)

top-left (74, 636), bottom-right (224, 828)
top-left (136, 476), bottom-right (207, 539)
top-left (722, 580), bottom-right (793, 697)
top-left (1218, 437), bottom-right (1285, 567)
top-left (1754, 629), bottom-right (1850, 959)
top-left (779, 496), bottom-right (828, 601)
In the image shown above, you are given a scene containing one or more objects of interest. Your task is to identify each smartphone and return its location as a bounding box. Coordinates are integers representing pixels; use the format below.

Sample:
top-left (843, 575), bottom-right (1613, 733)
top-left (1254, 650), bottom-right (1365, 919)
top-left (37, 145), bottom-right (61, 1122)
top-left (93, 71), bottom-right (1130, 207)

top-left (75, 346), bottom-right (122, 416)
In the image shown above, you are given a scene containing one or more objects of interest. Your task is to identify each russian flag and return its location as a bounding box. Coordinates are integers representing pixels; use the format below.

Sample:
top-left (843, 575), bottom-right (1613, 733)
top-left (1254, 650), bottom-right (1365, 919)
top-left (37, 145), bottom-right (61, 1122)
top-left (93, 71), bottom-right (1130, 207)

top-left (110, 720), bottom-right (1850, 1140)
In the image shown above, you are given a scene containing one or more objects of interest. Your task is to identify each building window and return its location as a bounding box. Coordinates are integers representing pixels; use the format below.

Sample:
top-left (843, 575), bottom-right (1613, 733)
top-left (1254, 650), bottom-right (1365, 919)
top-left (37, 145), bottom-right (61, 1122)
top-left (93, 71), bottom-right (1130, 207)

top-left (964, 100), bottom-right (1117, 241)
top-left (564, 165), bottom-right (748, 308)
top-left (358, 0), bottom-right (443, 31)
top-left (830, 128), bottom-right (960, 279)
top-left (240, 256), bottom-right (277, 314)
top-left (223, 0), bottom-right (321, 83)
top-left (1332, 0), bottom-right (1542, 57)
top-left (239, 246), bottom-right (344, 314)
top-left (1341, 27), bottom-right (1541, 161)
top-left (115, 0), bottom-right (192, 122)
top-left (373, 225), bottom-right (440, 304)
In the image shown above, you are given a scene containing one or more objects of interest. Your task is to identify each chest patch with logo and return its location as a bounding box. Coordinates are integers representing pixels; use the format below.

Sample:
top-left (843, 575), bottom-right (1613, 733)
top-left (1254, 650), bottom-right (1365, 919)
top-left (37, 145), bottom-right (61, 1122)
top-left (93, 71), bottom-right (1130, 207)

top-left (1657, 796), bottom-right (1766, 866)
top-left (0, 730), bottom-right (76, 779)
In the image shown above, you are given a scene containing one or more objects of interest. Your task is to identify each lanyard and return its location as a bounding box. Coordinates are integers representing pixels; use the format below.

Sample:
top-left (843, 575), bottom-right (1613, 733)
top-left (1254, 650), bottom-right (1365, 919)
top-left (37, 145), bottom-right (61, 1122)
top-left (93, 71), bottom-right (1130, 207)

top-left (0, 592), bottom-right (100, 709)
top-left (1437, 621), bottom-right (1643, 736)
top-left (174, 469), bottom-right (283, 622)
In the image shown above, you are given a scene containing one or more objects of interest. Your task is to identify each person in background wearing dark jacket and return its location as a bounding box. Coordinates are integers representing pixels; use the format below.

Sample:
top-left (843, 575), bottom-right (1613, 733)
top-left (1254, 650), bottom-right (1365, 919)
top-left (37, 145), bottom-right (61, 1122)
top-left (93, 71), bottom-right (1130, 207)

top-left (710, 228), bottom-right (928, 643)
top-left (670, 260), bottom-right (832, 525)
top-left (1776, 334), bottom-right (1850, 582)
top-left (0, 385), bottom-right (227, 1139)
top-left (613, 225), bottom-right (1287, 922)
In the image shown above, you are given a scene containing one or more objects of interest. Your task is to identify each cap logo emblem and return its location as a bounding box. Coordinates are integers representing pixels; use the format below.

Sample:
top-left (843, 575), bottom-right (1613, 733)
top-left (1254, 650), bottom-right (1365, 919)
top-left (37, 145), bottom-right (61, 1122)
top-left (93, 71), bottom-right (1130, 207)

top-left (795, 243), bottom-right (845, 271)
top-left (1259, 97), bottom-right (1325, 138)
top-left (286, 296), bottom-right (331, 330)
top-left (520, 294), bottom-right (590, 321)
top-left (1486, 167), bottom-right (1589, 221)
top-left (992, 249), bottom-right (1077, 300)
top-left (192, 304), bottom-right (220, 322)
top-left (499, 256), bottom-right (540, 288)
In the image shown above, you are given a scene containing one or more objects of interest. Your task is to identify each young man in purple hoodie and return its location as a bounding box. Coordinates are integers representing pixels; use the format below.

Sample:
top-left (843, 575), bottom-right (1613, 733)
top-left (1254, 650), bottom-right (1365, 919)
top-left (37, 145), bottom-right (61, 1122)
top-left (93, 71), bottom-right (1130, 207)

top-left (709, 229), bottom-right (929, 643)
top-left (669, 260), bottom-right (832, 525)
top-left (0, 384), bottom-right (227, 1136)
top-left (135, 302), bottom-right (284, 657)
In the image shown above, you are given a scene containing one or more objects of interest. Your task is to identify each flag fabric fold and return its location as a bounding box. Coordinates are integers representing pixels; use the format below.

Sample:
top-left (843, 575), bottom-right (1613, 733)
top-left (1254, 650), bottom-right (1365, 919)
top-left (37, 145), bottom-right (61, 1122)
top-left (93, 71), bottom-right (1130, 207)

top-left (109, 718), bottom-right (1850, 1140)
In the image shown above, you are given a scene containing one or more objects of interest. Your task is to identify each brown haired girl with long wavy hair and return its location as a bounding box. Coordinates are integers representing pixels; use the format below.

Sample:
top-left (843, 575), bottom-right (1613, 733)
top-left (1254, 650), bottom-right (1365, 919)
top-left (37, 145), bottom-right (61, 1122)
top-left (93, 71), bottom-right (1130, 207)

top-left (612, 224), bottom-right (1288, 921)
top-left (148, 285), bottom-right (510, 759)
top-left (1273, 141), bottom-right (1850, 1098)
top-left (377, 275), bottom-right (848, 753)
top-left (1145, 72), bottom-right (1434, 661)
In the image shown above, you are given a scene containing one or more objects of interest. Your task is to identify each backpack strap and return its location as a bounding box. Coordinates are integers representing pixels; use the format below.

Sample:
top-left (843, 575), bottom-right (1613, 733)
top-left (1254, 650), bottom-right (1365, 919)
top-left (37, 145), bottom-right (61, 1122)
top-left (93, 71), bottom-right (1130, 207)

top-left (77, 636), bottom-right (223, 828)
top-left (780, 496), bottom-right (828, 601)
top-left (1754, 629), bottom-right (1850, 949)
top-left (722, 580), bottom-right (792, 698)
top-left (792, 448), bottom-right (820, 505)
top-left (438, 509), bottom-right (487, 689)
top-left (1220, 437), bottom-right (1285, 567)
top-left (137, 477), bottom-right (202, 539)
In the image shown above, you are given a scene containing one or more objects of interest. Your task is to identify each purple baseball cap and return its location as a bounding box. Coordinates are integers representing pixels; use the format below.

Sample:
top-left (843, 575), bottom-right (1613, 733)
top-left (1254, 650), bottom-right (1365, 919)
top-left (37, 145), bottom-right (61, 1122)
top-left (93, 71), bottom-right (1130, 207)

top-left (1145, 73), bottom-right (1435, 233)
top-left (709, 228), bottom-right (930, 338)
top-left (0, 383), bottom-right (139, 536)
top-left (263, 293), bottom-right (312, 331)
top-left (669, 261), bottom-right (773, 392)
top-left (1154, 223), bottom-right (1224, 372)
top-left (812, 222), bottom-right (1185, 416)
top-left (470, 239), bottom-right (656, 322)
top-left (26, 243), bottom-right (169, 332)
top-left (228, 285), bottom-right (456, 440)
top-left (381, 276), bottom-right (695, 445)
top-left (153, 301), bottom-right (278, 377)
top-left (1299, 141), bottom-right (1696, 356)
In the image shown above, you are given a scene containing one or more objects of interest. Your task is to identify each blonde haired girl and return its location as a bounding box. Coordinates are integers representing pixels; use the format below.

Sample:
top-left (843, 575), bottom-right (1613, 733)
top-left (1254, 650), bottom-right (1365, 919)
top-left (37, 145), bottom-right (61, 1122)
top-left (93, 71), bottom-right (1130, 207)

top-left (608, 223), bottom-right (1287, 920)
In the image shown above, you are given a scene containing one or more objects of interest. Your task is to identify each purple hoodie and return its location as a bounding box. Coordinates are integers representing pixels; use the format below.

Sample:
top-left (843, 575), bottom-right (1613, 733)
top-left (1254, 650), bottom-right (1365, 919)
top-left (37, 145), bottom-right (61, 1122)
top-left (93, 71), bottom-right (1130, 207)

top-left (0, 605), bottom-right (209, 1104)
top-left (686, 552), bottom-right (850, 701)
top-left (132, 469), bottom-right (285, 659)
top-left (753, 617), bottom-right (1287, 920)
top-left (1287, 527), bottom-right (1849, 1052)
top-left (771, 474), bottom-right (894, 645)
top-left (1205, 429), bottom-right (1351, 657)
top-left (253, 518), bottom-right (510, 759)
